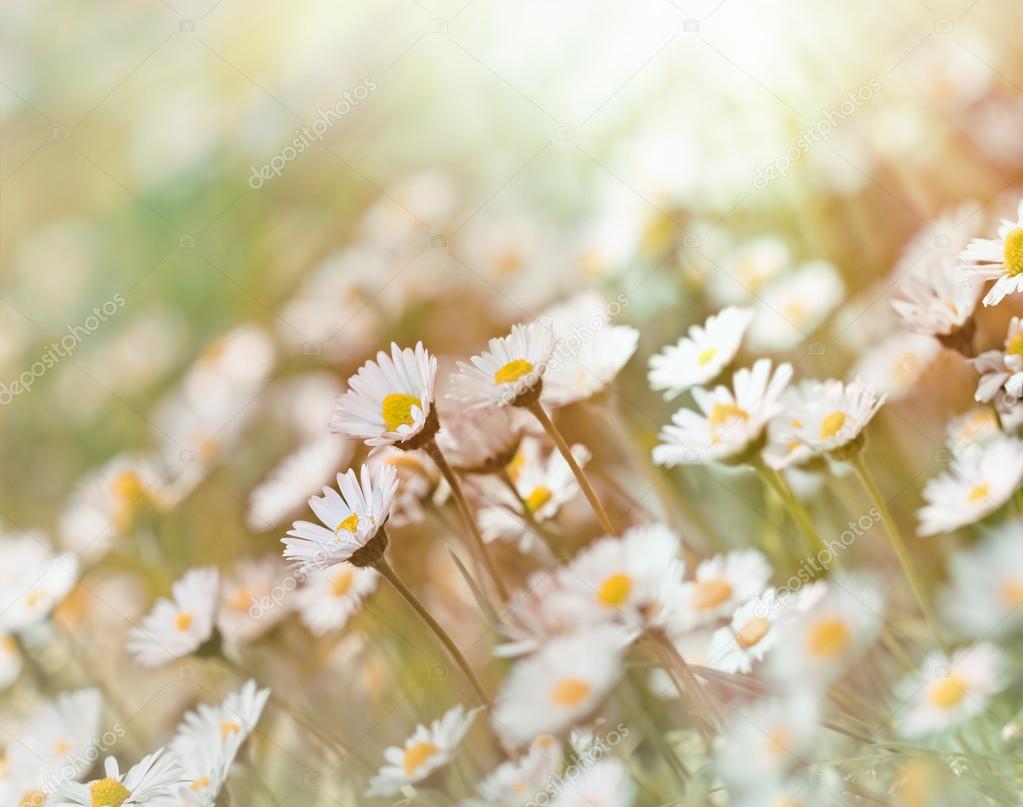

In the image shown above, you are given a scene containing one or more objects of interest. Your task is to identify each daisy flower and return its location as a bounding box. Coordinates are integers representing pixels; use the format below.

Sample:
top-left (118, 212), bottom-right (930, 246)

top-left (365, 445), bottom-right (443, 528)
top-left (216, 556), bottom-right (290, 646)
top-left (495, 572), bottom-right (588, 658)
top-left (946, 407), bottom-right (1002, 453)
top-left (434, 404), bottom-right (524, 474)
top-left (896, 644), bottom-right (1007, 737)
top-left (851, 333), bottom-right (940, 401)
top-left (246, 436), bottom-right (354, 530)
top-left (557, 523), bottom-right (682, 631)
top-left (366, 704), bottom-right (482, 797)
top-left (330, 342), bottom-right (438, 449)
top-left (714, 694), bottom-right (821, 790)
top-left (539, 291), bottom-right (639, 407)
top-left (54, 749), bottom-right (183, 807)
top-left (449, 321), bottom-right (556, 409)
top-left (281, 464), bottom-right (399, 571)
top-left (0, 534), bottom-right (78, 633)
top-left (0, 633), bottom-right (20, 689)
top-left (777, 378), bottom-right (885, 456)
top-left (127, 567), bottom-right (219, 667)
top-left (492, 625), bottom-right (629, 747)
top-left (182, 324), bottom-right (275, 419)
top-left (768, 575), bottom-right (883, 688)
top-left (464, 735), bottom-right (562, 806)
top-left (970, 315), bottom-right (1023, 402)
top-left (939, 523), bottom-right (1023, 638)
top-left (706, 588), bottom-right (786, 674)
top-left (647, 306), bottom-right (755, 399)
top-left (959, 198), bottom-right (1023, 306)
top-left (746, 261), bottom-right (844, 352)
top-left (668, 550), bottom-right (772, 631)
top-left (549, 758), bottom-right (635, 807)
top-left (917, 437), bottom-right (1023, 536)
top-left (705, 236), bottom-right (790, 306)
top-left (8, 689), bottom-right (103, 789)
top-left (171, 680), bottom-right (270, 805)
top-left (295, 565), bottom-right (379, 635)
top-left (653, 359), bottom-right (793, 466)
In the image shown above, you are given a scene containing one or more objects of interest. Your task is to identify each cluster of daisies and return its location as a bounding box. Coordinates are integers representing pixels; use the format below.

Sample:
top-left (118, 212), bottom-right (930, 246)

top-left (4, 192), bottom-right (1023, 806)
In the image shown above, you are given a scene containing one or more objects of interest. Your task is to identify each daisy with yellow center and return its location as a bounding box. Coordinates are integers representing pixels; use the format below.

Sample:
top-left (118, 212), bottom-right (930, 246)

top-left (449, 321), bottom-right (555, 409)
top-left (777, 377), bottom-right (885, 456)
top-left (366, 704), bottom-right (481, 797)
top-left (746, 260), bottom-right (844, 352)
top-left (0, 534), bottom-right (78, 633)
top-left (214, 555), bottom-right (293, 647)
top-left (295, 565), bottom-right (379, 635)
top-left (707, 588), bottom-right (786, 674)
top-left (127, 567), bottom-right (219, 667)
top-left (959, 199), bottom-right (1023, 306)
top-left (331, 342), bottom-right (438, 448)
top-left (7, 689), bottom-right (102, 786)
top-left (852, 333), bottom-right (941, 402)
top-left (970, 316), bottom-right (1023, 404)
top-left (55, 751), bottom-right (182, 807)
top-left (897, 644), bottom-right (1006, 737)
top-left (469, 734), bottom-right (564, 804)
top-left (670, 550), bottom-right (771, 632)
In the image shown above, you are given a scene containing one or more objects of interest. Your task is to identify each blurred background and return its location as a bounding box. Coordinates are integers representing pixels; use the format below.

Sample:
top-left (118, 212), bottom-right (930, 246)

top-left (2, 0), bottom-right (1023, 799)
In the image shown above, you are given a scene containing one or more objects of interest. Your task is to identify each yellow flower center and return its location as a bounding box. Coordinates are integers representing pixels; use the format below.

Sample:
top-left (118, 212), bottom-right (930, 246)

top-left (175, 612), bottom-right (194, 632)
top-left (1002, 228), bottom-right (1023, 276)
top-left (24, 589), bottom-right (45, 610)
top-left (1006, 331), bottom-right (1023, 357)
top-left (999, 579), bottom-right (1023, 608)
top-left (784, 300), bottom-right (808, 325)
top-left (220, 720), bottom-right (241, 739)
top-left (765, 726), bottom-right (794, 758)
top-left (550, 677), bottom-right (592, 707)
top-left (330, 569), bottom-right (354, 597)
top-left (524, 486), bottom-right (553, 513)
top-left (497, 250), bottom-right (522, 277)
top-left (736, 617), bottom-right (772, 648)
top-left (966, 483), bottom-right (989, 503)
top-left (697, 347), bottom-right (718, 366)
top-left (90, 777), bottom-right (130, 807)
top-left (692, 578), bottom-right (733, 610)
top-left (806, 617), bottom-right (851, 659)
top-left (819, 410), bottom-right (846, 440)
top-left (505, 451), bottom-right (526, 480)
top-left (494, 359), bottom-right (535, 385)
top-left (402, 741), bottom-right (440, 776)
top-left (381, 393), bottom-right (422, 433)
top-left (112, 470), bottom-right (145, 503)
top-left (190, 776), bottom-right (210, 792)
top-left (928, 675), bottom-right (969, 709)
top-left (597, 573), bottom-right (633, 607)
top-left (1, 634), bottom-right (15, 653)
top-left (335, 513), bottom-right (360, 533)
top-left (52, 738), bottom-right (71, 758)
top-left (707, 403), bottom-right (749, 438)
top-left (227, 585), bottom-right (252, 613)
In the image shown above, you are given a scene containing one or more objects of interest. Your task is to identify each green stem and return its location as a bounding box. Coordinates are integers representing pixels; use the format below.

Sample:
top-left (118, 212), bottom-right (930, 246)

top-left (373, 555), bottom-right (491, 707)
top-left (526, 399), bottom-right (618, 536)
top-left (754, 461), bottom-right (832, 567)
top-left (495, 469), bottom-right (561, 558)
top-left (849, 453), bottom-right (948, 656)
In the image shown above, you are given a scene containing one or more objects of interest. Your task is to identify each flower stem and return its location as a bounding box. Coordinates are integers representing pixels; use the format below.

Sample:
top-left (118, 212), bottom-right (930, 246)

top-left (373, 554), bottom-right (491, 707)
top-left (753, 461), bottom-right (832, 568)
top-left (427, 438), bottom-right (510, 602)
top-left (849, 453), bottom-right (948, 656)
top-left (525, 399), bottom-right (618, 536)
top-left (495, 468), bottom-right (561, 558)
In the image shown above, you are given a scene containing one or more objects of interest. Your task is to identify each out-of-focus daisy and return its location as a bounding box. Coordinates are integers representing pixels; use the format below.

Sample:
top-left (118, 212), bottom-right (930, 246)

top-left (55, 749), bottom-right (183, 806)
top-left (939, 523), bottom-right (1023, 638)
top-left (435, 404), bottom-right (524, 475)
top-left (768, 575), bottom-right (883, 687)
top-left (648, 307), bottom-right (754, 399)
top-left (492, 626), bottom-right (628, 746)
top-left (365, 446), bottom-right (443, 528)
top-left (171, 680), bottom-right (269, 805)
top-left (917, 437), bottom-right (1023, 536)
top-left (970, 315), bottom-right (1023, 402)
top-left (182, 324), bottom-right (275, 419)
top-left (449, 322), bottom-right (556, 409)
top-left (0, 633), bottom-right (20, 689)
top-left (464, 735), bottom-right (562, 807)
top-left (477, 437), bottom-right (590, 553)
top-left (777, 378), bottom-right (885, 456)
top-left (8, 689), bottom-right (102, 788)
top-left (0, 534), bottom-right (77, 633)
top-left (495, 572), bottom-right (586, 658)
top-left (714, 694), bottom-right (820, 789)
top-left (331, 343), bottom-right (438, 449)
top-left (746, 261), bottom-right (844, 352)
top-left (281, 464), bottom-right (399, 571)
top-left (539, 291), bottom-right (639, 407)
top-left (549, 758), bottom-right (635, 807)
top-left (959, 199), bottom-right (1023, 306)
top-left (557, 523), bottom-right (682, 631)
top-left (851, 334), bottom-right (940, 401)
top-left (890, 209), bottom-right (981, 343)
top-left (668, 550), bottom-right (772, 631)
top-left (705, 237), bottom-right (790, 306)
top-left (366, 704), bottom-right (481, 797)
top-left (361, 171), bottom-right (456, 246)
top-left (707, 588), bottom-right (786, 674)
top-left (127, 567), bottom-right (219, 667)
top-left (896, 644), bottom-right (1006, 737)
top-left (247, 436), bottom-right (354, 531)
top-left (653, 359), bottom-right (793, 466)
top-left (295, 565), bottom-right (379, 635)
top-left (946, 407), bottom-right (1002, 453)
top-left (59, 455), bottom-right (167, 562)
top-left (216, 556), bottom-right (289, 646)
